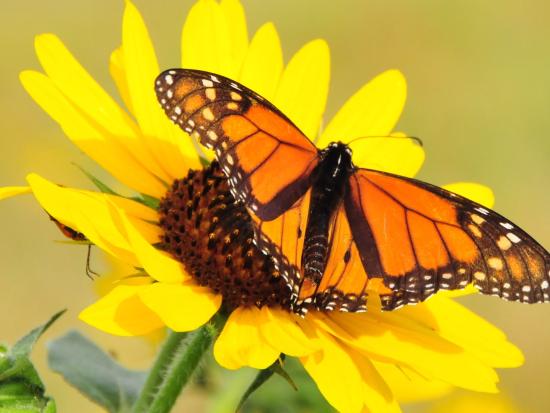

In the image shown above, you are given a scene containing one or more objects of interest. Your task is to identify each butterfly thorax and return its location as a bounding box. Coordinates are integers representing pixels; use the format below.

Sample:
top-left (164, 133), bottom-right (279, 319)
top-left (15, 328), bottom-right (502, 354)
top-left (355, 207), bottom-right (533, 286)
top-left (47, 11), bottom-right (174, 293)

top-left (301, 143), bottom-right (354, 284)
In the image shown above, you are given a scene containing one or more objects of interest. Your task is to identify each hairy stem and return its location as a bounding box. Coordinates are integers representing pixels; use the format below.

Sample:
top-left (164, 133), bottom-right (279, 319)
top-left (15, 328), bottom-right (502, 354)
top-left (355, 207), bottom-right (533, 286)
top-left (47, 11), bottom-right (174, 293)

top-left (132, 314), bottom-right (225, 413)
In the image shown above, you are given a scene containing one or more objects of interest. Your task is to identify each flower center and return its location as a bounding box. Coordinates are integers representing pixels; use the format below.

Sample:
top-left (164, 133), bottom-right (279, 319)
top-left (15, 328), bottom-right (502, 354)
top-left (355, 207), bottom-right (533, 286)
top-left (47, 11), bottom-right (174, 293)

top-left (158, 162), bottom-right (292, 311)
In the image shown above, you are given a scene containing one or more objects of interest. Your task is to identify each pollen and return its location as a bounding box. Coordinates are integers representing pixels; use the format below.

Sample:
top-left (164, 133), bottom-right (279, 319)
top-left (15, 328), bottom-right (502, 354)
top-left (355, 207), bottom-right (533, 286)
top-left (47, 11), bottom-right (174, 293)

top-left (158, 162), bottom-right (292, 311)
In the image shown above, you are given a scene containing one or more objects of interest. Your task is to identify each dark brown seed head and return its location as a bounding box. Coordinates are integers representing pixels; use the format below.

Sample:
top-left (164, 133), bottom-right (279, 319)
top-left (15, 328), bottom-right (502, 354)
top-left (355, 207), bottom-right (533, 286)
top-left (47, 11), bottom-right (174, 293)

top-left (158, 162), bottom-right (292, 312)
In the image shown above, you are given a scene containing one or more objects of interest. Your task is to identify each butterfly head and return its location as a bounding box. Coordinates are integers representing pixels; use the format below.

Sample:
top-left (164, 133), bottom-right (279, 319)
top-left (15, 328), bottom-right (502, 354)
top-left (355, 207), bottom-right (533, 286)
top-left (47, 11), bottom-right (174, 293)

top-left (321, 142), bottom-right (355, 174)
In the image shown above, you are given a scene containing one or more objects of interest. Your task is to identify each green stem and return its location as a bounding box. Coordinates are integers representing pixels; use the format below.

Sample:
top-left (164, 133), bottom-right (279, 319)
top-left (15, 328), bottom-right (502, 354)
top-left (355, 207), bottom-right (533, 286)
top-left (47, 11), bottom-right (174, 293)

top-left (132, 314), bottom-right (225, 413)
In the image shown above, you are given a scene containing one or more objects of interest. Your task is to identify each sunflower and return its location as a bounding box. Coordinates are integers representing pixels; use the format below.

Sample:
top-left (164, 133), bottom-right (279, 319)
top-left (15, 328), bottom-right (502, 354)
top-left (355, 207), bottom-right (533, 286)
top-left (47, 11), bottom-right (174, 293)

top-left (1, 0), bottom-right (524, 412)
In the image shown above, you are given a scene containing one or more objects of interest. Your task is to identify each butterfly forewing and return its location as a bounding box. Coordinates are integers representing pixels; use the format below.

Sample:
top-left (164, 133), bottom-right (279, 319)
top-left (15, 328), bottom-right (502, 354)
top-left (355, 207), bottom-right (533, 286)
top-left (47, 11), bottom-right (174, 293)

top-left (155, 69), bottom-right (319, 221)
top-left (347, 169), bottom-right (550, 309)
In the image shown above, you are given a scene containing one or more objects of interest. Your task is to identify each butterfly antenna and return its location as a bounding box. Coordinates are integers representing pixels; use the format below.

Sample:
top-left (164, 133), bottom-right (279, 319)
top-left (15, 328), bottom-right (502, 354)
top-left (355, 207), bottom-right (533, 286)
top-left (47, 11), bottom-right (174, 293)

top-left (346, 135), bottom-right (423, 147)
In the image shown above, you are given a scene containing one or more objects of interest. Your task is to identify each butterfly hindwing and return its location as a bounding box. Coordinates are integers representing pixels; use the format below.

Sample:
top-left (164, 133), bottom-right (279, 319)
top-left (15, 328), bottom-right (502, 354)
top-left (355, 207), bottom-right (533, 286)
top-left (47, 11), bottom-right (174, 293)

top-left (305, 201), bottom-right (371, 312)
top-left (155, 69), bottom-right (319, 221)
top-left (249, 190), bottom-right (312, 299)
top-left (346, 169), bottom-right (550, 309)
top-left (250, 194), bottom-right (373, 313)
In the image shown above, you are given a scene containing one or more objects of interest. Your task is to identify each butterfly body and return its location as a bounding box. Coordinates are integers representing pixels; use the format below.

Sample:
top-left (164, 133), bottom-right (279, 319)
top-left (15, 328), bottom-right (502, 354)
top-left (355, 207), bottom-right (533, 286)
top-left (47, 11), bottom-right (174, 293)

top-left (156, 68), bottom-right (550, 315)
top-left (301, 142), bottom-right (353, 283)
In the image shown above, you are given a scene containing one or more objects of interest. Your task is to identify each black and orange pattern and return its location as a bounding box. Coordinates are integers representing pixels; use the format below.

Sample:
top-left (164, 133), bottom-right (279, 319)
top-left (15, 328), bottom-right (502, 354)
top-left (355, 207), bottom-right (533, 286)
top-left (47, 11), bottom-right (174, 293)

top-left (156, 68), bottom-right (550, 314)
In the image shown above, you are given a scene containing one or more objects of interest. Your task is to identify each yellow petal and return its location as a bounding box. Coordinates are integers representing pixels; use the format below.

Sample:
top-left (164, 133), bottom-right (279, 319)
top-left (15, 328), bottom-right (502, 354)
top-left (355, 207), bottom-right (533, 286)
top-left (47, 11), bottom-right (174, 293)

top-left (138, 282), bottom-right (221, 332)
top-left (399, 296), bottom-right (524, 368)
top-left (348, 132), bottom-right (425, 177)
top-left (122, 1), bottom-right (201, 180)
top-left (353, 350), bottom-right (402, 413)
top-left (28, 174), bottom-right (129, 252)
top-left (105, 194), bottom-right (162, 244)
top-left (301, 330), bottom-right (400, 413)
top-left (239, 22), bottom-right (283, 100)
top-left (443, 182), bottom-right (495, 208)
top-left (300, 334), bottom-right (363, 413)
top-left (79, 282), bottom-right (164, 336)
top-left (373, 361), bottom-right (453, 403)
top-left (0, 186), bottom-right (31, 201)
top-left (181, 0), bottom-right (233, 77)
top-left (32, 33), bottom-right (175, 187)
top-left (220, 0), bottom-right (248, 76)
top-left (117, 206), bottom-right (188, 283)
top-left (33, 33), bottom-right (135, 139)
top-left (109, 46), bottom-right (134, 116)
top-left (109, 195), bottom-right (161, 245)
top-left (319, 70), bottom-right (407, 148)
top-left (20, 70), bottom-right (166, 197)
top-left (27, 174), bottom-right (150, 266)
top-left (214, 307), bottom-right (279, 370)
top-left (106, 194), bottom-right (158, 223)
top-left (259, 307), bottom-right (318, 357)
top-left (314, 312), bottom-right (499, 393)
top-left (274, 39), bottom-right (330, 139)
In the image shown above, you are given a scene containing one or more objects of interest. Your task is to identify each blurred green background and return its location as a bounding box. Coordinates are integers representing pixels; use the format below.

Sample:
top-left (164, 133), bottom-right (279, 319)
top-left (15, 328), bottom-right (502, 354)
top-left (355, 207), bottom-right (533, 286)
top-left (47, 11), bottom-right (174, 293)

top-left (1, 0), bottom-right (549, 411)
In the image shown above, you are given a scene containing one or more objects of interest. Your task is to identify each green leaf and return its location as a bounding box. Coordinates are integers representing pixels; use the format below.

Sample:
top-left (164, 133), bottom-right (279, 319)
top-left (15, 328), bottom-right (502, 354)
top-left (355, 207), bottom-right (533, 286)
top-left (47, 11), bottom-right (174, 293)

top-left (73, 164), bottom-right (118, 195)
top-left (48, 331), bottom-right (147, 413)
top-left (236, 356), bottom-right (297, 412)
top-left (12, 311), bottom-right (66, 358)
top-left (74, 163), bottom-right (162, 212)
top-left (133, 194), bottom-right (160, 210)
top-left (0, 311), bottom-right (64, 412)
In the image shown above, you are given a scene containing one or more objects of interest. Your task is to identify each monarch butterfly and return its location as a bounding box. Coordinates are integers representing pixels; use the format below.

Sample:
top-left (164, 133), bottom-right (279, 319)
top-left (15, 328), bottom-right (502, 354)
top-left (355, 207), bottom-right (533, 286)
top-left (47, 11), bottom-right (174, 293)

top-left (155, 68), bottom-right (550, 314)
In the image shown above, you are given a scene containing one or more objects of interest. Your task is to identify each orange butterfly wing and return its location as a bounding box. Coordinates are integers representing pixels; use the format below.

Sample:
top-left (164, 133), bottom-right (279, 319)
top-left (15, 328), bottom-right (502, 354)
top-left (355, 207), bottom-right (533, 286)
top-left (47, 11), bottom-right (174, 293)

top-left (251, 195), bottom-right (380, 313)
top-left (249, 190), bottom-right (311, 299)
top-left (155, 69), bottom-right (319, 221)
top-left (346, 169), bottom-right (550, 309)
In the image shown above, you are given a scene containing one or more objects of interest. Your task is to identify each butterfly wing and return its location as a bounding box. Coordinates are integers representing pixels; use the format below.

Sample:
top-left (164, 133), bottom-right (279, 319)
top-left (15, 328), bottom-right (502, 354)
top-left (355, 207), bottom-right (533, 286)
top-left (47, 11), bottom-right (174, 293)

top-left (295, 200), bottom-right (373, 313)
top-left (155, 69), bottom-right (319, 221)
top-left (344, 168), bottom-right (550, 310)
top-left (249, 190), bottom-right (312, 299)
top-left (250, 192), bottom-right (384, 313)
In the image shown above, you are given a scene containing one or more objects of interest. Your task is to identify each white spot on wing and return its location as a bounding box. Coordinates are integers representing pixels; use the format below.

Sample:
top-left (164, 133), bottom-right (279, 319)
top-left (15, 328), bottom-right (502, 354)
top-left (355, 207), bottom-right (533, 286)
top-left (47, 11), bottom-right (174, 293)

top-left (506, 233), bottom-right (521, 243)
top-left (476, 207), bottom-right (490, 215)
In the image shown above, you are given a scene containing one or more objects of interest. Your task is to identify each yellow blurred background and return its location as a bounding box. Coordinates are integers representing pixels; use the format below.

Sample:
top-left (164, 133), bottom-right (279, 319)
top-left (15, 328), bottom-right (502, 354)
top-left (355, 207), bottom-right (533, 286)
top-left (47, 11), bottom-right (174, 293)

top-left (1, 0), bottom-right (549, 412)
